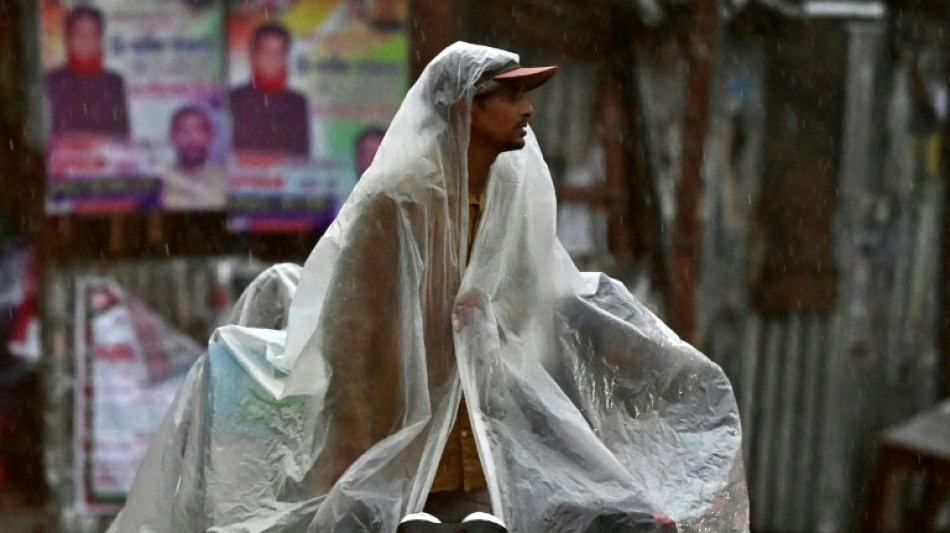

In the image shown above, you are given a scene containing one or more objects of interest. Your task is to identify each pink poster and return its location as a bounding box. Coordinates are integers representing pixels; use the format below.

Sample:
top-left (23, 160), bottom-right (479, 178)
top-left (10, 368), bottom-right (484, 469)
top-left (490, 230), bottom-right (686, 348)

top-left (226, 0), bottom-right (408, 232)
top-left (41, 0), bottom-right (226, 213)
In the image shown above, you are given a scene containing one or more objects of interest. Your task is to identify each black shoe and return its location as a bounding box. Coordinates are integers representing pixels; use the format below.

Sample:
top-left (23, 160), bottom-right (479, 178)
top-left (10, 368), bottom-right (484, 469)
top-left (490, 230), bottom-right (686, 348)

top-left (397, 512), bottom-right (442, 533)
top-left (461, 512), bottom-right (508, 532)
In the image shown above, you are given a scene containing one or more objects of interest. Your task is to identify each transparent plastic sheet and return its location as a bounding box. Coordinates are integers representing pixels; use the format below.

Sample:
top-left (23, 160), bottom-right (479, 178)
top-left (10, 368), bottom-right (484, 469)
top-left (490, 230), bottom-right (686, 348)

top-left (224, 263), bottom-right (302, 331)
top-left (107, 264), bottom-right (303, 531)
top-left (110, 43), bottom-right (748, 532)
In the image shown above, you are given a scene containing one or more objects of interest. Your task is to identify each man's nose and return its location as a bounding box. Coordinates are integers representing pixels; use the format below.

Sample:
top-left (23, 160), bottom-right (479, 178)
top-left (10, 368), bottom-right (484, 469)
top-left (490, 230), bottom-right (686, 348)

top-left (521, 99), bottom-right (534, 118)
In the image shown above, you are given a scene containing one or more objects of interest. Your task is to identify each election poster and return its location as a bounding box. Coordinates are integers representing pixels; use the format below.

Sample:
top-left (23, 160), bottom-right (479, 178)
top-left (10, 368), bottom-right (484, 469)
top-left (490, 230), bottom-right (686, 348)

top-left (226, 0), bottom-right (408, 232)
top-left (40, 0), bottom-right (226, 214)
top-left (73, 278), bottom-right (202, 512)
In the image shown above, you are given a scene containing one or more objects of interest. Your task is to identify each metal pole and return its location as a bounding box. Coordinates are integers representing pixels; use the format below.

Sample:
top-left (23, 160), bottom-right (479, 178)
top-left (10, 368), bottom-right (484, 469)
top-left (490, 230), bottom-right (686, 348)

top-left (938, 79), bottom-right (950, 399)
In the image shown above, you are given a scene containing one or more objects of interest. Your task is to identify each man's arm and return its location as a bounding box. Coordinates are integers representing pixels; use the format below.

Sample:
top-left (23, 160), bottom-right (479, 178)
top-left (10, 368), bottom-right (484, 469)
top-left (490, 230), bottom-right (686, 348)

top-left (318, 194), bottom-right (406, 480)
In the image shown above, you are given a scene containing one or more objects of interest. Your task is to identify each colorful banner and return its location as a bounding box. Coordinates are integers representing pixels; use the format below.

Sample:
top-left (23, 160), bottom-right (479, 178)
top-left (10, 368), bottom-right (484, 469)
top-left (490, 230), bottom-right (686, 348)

top-left (41, 0), bottom-right (226, 213)
top-left (74, 278), bottom-right (202, 512)
top-left (226, 0), bottom-right (408, 232)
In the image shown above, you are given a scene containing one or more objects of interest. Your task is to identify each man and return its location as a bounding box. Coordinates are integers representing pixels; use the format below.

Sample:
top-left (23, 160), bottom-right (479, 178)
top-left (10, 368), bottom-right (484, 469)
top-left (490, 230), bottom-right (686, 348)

top-left (111, 43), bottom-right (748, 533)
top-left (45, 5), bottom-right (130, 139)
top-left (354, 126), bottom-right (386, 179)
top-left (229, 23), bottom-right (310, 157)
top-left (163, 106), bottom-right (226, 211)
top-left (419, 58), bottom-right (559, 523)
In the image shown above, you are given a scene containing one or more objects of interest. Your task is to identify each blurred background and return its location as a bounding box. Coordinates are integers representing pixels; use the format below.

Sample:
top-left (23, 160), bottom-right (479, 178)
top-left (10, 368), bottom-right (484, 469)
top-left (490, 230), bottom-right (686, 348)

top-left (2, 0), bottom-right (950, 531)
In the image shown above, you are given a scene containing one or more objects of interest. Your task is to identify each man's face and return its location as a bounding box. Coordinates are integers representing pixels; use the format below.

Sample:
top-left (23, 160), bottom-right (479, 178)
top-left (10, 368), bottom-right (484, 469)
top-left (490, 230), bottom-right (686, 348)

top-left (355, 133), bottom-right (384, 176)
top-left (66, 16), bottom-right (102, 60)
top-left (251, 35), bottom-right (289, 79)
top-left (470, 82), bottom-right (534, 153)
top-left (172, 112), bottom-right (213, 167)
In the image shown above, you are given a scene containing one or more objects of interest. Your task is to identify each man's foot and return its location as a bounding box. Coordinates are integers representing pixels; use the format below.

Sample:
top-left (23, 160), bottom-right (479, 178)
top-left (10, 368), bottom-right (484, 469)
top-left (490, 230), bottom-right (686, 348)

top-left (461, 512), bottom-right (508, 532)
top-left (397, 512), bottom-right (442, 533)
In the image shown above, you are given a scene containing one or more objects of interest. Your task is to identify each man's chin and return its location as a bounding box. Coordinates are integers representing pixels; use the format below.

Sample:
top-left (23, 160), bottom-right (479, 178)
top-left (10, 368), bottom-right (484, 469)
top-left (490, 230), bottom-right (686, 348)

top-left (502, 139), bottom-right (527, 152)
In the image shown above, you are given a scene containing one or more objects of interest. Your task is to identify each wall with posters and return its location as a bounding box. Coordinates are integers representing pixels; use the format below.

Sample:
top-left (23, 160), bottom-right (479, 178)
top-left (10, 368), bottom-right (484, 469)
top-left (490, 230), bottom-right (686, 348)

top-left (226, 0), bottom-right (408, 232)
top-left (39, 0), bottom-right (408, 231)
top-left (40, 0), bottom-right (226, 214)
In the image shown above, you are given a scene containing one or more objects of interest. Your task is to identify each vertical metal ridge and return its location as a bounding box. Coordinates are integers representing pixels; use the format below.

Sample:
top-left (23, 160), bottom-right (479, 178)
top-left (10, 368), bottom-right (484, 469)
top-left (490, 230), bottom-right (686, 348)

top-left (755, 317), bottom-right (785, 528)
top-left (783, 314), bottom-right (807, 530)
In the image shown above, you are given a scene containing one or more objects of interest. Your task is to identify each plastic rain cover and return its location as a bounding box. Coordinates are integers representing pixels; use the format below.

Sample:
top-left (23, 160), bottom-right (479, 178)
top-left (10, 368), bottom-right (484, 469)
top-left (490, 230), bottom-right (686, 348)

top-left (109, 43), bottom-right (748, 532)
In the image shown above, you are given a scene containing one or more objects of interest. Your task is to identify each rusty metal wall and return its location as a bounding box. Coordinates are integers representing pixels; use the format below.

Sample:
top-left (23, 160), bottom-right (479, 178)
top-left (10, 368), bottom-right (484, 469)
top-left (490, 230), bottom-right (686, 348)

top-left (705, 19), bottom-right (944, 533)
top-left (737, 315), bottom-right (831, 532)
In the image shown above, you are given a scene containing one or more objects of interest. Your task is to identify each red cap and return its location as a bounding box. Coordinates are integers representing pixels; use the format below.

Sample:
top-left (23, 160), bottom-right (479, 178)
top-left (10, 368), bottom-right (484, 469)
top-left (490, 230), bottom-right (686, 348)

top-left (477, 64), bottom-right (559, 93)
top-left (493, 65), bottom-right (559, 91)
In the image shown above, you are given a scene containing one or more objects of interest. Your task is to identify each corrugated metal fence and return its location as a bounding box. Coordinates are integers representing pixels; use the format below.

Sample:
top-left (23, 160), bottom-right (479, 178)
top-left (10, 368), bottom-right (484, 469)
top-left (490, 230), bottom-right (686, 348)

top-left (703, 20), bottom-right (945, 533)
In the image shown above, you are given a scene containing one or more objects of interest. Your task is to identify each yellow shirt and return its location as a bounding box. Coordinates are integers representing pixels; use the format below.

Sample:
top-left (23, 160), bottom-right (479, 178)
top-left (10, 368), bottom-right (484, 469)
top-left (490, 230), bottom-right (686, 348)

top-left (430, 190), bottom-right (488, 493)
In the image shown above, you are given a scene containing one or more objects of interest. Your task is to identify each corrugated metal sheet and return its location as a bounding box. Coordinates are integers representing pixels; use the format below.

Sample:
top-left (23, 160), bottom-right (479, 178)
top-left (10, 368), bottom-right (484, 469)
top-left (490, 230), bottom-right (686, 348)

top-left (739, 315), bottom-right (831, 531)
top-left (700, 18), bottom-right (942, 533)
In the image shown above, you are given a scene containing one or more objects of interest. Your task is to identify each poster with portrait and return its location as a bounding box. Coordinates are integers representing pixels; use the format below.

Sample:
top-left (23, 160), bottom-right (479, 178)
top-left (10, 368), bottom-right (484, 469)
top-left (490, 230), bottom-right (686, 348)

top-left (226, 0), bottom-right (408, 232)
top-left (40, 0), bottom-right (226, 214)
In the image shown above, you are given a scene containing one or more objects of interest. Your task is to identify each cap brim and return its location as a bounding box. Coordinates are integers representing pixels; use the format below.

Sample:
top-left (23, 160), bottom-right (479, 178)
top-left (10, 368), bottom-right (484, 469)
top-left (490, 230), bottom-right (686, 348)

top-left (493, 65), bottom-right (559, 92)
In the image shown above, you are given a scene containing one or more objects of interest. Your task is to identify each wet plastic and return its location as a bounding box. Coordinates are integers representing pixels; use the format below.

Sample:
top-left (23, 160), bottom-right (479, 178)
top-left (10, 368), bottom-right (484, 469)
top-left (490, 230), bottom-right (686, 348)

top-left (109, 43), bottom-right (748, 532)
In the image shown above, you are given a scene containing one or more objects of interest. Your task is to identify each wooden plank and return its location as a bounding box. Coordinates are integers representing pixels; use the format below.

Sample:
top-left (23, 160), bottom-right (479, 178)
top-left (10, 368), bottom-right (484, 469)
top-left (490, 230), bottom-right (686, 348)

top-left (621, 47), bottom-right (669, 294)
top-left (668, 0), bottom-right (718, 342)
top-left (750, 18), bottom-right (846, 315)
top-left (409, 0), bottom-right (456, 80)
